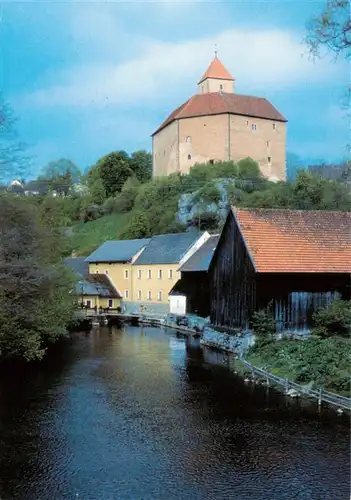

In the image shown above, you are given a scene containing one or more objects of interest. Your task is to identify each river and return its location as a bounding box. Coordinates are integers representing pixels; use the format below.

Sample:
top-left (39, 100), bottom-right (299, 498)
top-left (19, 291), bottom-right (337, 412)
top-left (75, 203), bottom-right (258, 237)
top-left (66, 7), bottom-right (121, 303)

top-left (0, 325), bottom-right (349, 500)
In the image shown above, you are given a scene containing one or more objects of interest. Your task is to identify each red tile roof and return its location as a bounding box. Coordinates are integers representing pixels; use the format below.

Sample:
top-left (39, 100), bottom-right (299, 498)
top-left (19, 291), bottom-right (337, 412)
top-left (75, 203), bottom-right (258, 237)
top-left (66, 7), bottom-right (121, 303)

top-left (232, 207), bottom-right (351, 273)
top-left (152, 92), bottom-right (286, 135)
top-left (198, 56), bottom-right (234, 84)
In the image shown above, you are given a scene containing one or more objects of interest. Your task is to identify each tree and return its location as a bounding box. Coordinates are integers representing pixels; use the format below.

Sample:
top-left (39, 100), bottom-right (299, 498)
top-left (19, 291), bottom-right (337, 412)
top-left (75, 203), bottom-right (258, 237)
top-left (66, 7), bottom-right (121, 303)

top-left (305, 0), bottom-right (350, 60)
top-left (129, 150), bottom-right (152, 183)
top-left (0, 195), bottom-right (77, 361)
top-left (90, 178), bottom-right (106, 204)
top-left (89, 151), bottom-right (134, 198)
top-left (120, 211), bottom-right (151, 239)
top-left (0, 94), bottom-right (29, 184)
top-left (38, 158), bottom-right (82, 195)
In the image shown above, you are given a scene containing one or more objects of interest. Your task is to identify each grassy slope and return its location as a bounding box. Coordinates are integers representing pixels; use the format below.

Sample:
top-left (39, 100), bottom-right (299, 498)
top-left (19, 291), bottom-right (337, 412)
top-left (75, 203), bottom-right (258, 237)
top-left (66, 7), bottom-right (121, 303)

top-left (70, 213), bottom-right (131, 256)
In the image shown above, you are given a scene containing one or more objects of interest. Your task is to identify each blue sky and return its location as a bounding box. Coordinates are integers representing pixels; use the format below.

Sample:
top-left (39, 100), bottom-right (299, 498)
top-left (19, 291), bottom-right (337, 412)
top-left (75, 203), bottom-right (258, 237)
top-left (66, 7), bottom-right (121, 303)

top-left (1, 0), bottom-right (349, 179)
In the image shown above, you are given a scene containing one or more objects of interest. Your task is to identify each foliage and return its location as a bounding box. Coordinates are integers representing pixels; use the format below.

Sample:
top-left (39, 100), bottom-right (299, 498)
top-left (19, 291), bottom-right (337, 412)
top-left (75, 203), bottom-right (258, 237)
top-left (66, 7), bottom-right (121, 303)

top-left (89, 178), bottom-right (106, 204)
top-left (129, 150), bottom-right (152, 183)
top-left (251, 302), bottom-right (276, 346)
top-left (38, 158), bottom-right (81, 195)
top-left (119, 211), bottom-right (151, 239)
top-left (192, 181), bottom-right (221, 205)
top-left (305, 0), bottom-right (350, 60)
top-left (191, 211), bottom-right (220, 231)
top-left (0, 195), bottom-right (77, 361)
top-left (226, 184), bottom-right (245, 205)
top-left (88, 150), bottom-right (134, 198)
top-left (113, 177), bottom-right (141, 213)
top-left (247, 337), bottom-right (351, 393)
top-left (312, 299), bottom-right (351, 338)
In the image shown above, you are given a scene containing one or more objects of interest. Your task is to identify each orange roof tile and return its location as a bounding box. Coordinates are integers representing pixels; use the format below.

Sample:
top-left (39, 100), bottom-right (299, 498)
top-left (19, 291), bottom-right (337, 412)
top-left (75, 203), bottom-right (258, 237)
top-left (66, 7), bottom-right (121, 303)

top-left (152, 92), bottom-right (286, 135)
top-left (198, 56), bottom-right (234, 84)
top-left (232, 207), bottom-right (351, 273)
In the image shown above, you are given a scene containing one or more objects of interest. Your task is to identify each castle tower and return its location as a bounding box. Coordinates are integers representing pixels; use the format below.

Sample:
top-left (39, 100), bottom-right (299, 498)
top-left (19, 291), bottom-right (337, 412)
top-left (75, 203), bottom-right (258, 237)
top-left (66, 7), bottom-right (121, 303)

top-left (197, 54), bottom-right (235, 94)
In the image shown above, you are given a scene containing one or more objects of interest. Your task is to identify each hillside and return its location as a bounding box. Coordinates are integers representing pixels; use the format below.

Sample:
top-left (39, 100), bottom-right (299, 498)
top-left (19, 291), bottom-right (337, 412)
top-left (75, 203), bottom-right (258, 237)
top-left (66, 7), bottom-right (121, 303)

top-left (70, 213), bottom-right (131, 256)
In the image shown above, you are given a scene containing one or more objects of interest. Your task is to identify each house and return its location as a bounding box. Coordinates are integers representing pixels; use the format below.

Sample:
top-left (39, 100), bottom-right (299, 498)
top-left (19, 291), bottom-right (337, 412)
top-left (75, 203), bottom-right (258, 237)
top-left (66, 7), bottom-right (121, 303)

top-left (152, 54), bottom-right (287, 181)
top-left (84, 231), bottom-right (211, 315)
top-left (169, 234), bottom-right (220, 316)
top-left (209, 207), bottom-right (351, 333)
top-left (64, 257), bottom-right (121, 311)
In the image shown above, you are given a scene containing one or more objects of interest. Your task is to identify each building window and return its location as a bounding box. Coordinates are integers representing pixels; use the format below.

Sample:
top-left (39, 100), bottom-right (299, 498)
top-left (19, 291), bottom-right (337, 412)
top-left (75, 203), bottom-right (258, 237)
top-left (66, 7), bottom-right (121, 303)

top-left (273, 123), bottom-right (276, 130)
top-left (124, 289), bottom-right (129, 299)
top-left (251, 124), bottom-right (257, 131)
top-left (137, 290), bottom-right (142, 300)
top-left (267, 140), bottom-right (271, 147)
top-left (148, 269), bottom-right (152, 279)
top-left (157, 291), bottom-right (162, 301)
top-left (147, 290), bottom-right (152, 301)
top-left (124, 269), bottom-right (129, 279)
top-left (220, 84), bottom-right (223, 90)
top-left (86, 299), bottom-right (91, 308)
top-left (268, 156), bottom-right (272, 164)
top-left (168, 269), bottom-right (173, 279)
top-left (138, 269), bottom-right (142, 279)
top-left (108, 299), bottom-right (113, 308)
top-left (105, 270), bottom-right (109, 275)
top-left (188, 154), bottom-right (191, 160)
top-left (95, 270), bottom-right (99, 274)
top-left (158, 269), bottom-right (163, 279)
top-left (209, 159), bottom-right (214, 165)
top-left (186, 136), bottom-right (191, 143)
top-left (246, 120), bottom-right (249, 126)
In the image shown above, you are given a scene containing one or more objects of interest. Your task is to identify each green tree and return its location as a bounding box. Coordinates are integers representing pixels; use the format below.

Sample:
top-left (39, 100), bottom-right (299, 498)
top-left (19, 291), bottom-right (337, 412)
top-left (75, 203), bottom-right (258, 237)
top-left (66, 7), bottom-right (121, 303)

top-left (114, 177), bottom-right (141, 213)
top-left (89, 151), bottom-right (134, 197)
top-left (90, 178), bottom-right (106, 204)
top-left (130, 150), bottom-right (152, 183)
top-left (120, 211), bottom-right (151, 239)
top-left (312, 300), bottom-right (351, 338)
top-left (0, 195), bottom-right (77, 361)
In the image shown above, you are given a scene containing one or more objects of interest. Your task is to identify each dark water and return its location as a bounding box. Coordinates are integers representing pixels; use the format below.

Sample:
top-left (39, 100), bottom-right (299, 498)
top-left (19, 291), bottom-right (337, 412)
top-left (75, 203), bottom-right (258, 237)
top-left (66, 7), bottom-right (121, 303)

top-left (0, 326), bottom-right (349, 500)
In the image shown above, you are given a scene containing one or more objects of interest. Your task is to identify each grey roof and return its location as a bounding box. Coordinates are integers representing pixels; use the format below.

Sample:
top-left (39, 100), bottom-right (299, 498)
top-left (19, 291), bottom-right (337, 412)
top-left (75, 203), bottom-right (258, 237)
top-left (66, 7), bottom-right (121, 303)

top-left (76, 274), bottom-right (121, 298)
top-left (180, 235), bottom-right (220, 272)
top-left (64, 257), bottom-right (89, 278)
top-left (133, 231), bottom-right (204, 265)
top-left (85, 239), bottom-right (151, 263)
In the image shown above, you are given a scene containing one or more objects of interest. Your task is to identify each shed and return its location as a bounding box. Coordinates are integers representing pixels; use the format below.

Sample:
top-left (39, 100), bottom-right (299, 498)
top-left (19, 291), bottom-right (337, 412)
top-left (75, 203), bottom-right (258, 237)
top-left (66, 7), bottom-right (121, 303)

top-left (209, 207), bottom-right (351, 332)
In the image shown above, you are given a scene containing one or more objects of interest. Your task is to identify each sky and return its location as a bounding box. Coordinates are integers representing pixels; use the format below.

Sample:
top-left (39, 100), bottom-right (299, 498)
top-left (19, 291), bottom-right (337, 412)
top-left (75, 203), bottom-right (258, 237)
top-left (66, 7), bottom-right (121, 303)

top-left (1, 0), bottom-right (349, 179)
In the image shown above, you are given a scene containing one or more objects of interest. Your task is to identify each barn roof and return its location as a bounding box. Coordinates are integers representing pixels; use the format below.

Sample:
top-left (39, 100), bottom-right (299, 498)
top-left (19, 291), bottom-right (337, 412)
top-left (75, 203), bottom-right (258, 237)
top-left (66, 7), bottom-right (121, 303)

top-left (133, 231), bottom-right (204, 265)
top-left (152, 92), bottom-right (286, 135)
top-left (180, 234), bottom-right (220, 272)
top-left (231, 207), bottom-right (351, 273)
top-left (64, 257), bottom-right (89, 278)
top-left (85, 239), bottom-right (151, 263)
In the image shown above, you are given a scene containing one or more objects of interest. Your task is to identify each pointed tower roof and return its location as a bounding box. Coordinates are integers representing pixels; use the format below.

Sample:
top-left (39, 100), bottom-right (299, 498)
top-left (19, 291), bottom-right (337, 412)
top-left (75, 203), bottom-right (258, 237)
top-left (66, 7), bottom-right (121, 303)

top-left (198, 56), bottom-right (234, 84)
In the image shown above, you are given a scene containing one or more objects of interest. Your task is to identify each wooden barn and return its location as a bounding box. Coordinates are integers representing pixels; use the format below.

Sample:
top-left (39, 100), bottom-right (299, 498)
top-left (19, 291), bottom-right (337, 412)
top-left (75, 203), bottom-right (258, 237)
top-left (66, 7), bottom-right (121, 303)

top-left (209, 207), bottom-right (351, 333)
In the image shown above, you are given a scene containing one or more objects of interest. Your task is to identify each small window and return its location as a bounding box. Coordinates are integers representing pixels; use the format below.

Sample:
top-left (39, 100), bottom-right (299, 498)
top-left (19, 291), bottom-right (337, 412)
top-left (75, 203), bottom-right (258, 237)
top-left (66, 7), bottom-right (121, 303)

top-left (186, 136), bottom-right (191, 143)
top-left (148, 269), bottom-right (152, 279)
top-left (169, 269), bottom-right (173, 279)
top-left (273, 123), bottom-right (276, 130)
top-left (158, 269), bottom-right (163, 279)
top-left (86, 300), bottom-right (91, 308)
top-left (95, 270), bottom-right (99, 274)
top-left (209, 159), bottom-right (214, 165)
top-left (157, 291), bottom-right (162, 301)
top-left (124, 269), bottom-right (129, 279)
top-left (267, 140), bottom-right (271, 147)
top-left (187, 154), bottom-right (191, 160)
top-left (148, 290), bottom-right (152, 300)
top-left (108, 299), bottom-right (113, 308)
top-left (268, 156), bottom-right (272, 164)
top-left (137, 290), bottom-right (142, 300)
top-left (138, 269), bottom-right (142, 279)
top-left (219, 84), bottom-right (223, 90)
top-left (124, 289), bottom-right (129, 299)
top-left (105, 270), bottom-right (109, 275)
top-left (246, 120), bottom-right (249, 126)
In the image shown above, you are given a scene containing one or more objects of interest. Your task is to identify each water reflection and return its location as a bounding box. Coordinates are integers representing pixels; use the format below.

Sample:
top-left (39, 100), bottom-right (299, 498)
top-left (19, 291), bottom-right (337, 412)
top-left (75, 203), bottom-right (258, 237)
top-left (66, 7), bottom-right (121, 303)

top-left (0, 326), bottom-right (349, 500)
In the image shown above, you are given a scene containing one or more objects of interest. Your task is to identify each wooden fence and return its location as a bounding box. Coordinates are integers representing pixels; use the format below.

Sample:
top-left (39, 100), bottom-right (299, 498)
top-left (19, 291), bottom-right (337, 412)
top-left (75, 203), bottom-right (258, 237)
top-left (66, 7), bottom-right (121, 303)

top-left (242, 360), bottom-right (351, 411)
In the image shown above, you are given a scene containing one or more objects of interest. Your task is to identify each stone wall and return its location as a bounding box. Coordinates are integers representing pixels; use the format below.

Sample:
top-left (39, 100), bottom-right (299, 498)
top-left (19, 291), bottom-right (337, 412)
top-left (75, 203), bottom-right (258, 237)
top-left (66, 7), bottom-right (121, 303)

top-left (200, 326), bottom-right (255, 356)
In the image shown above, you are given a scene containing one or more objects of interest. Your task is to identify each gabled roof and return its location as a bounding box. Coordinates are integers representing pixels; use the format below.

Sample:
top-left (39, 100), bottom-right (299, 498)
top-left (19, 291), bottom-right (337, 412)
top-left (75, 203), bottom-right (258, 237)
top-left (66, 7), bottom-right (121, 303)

top-left (76, 274), bottom-right (121, 298)
top-left (133, 231), bottom-right (204, 265)
top-left (180, 235), bottom-right (220, 272)
top-left (152, 92), bottom-right (286, 135)
top-left (198, 56), bottom-right (234, 84)
top-left (85, 239), bottom-right (151, 263)
top-left (64, 257), bottom-right (89, 278)
top-left (231, 207), bottom-right (351, 273)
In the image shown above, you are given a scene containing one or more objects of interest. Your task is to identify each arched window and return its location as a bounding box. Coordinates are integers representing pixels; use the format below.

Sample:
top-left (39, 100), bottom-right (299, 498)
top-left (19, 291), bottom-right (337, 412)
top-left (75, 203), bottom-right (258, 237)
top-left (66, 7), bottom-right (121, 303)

top-left (186, 136), bottom-right (191, 143)
top-left (188, 154), bottom-right (192, 160)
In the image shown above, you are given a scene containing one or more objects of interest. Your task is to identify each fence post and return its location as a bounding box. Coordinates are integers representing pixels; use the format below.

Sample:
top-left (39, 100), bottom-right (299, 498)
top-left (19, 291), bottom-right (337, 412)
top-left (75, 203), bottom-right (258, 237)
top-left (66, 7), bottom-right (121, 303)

top-left (285, 378), bottom-right (289, 393)
top-left (266, 374), bottom-right (270, 387)
top-left (318, 386), bottom-right (323, 407)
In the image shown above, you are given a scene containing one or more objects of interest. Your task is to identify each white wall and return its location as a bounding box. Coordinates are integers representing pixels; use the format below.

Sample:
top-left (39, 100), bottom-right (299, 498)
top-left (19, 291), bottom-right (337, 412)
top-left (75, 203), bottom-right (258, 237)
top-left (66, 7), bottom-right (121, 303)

top-left (169, 295), bottom-right (187, 315)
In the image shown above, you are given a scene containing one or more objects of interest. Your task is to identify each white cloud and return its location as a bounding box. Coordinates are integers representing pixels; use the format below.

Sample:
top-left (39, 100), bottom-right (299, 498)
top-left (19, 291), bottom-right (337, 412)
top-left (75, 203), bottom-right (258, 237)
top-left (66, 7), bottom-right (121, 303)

top-left (20, 28), bottom-right (346, 110)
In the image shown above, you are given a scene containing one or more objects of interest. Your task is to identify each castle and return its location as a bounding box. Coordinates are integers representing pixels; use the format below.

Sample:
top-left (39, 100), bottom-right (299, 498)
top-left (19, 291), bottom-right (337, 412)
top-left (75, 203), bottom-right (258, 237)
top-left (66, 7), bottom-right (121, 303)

top-left (152, 55), bottom-right (287, 181)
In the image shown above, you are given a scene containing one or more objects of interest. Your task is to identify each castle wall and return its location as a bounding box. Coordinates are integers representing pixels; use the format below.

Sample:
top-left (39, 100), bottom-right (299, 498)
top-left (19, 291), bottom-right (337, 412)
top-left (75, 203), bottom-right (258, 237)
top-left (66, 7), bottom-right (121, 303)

top-left (153, 120), bottom-right (178, 177)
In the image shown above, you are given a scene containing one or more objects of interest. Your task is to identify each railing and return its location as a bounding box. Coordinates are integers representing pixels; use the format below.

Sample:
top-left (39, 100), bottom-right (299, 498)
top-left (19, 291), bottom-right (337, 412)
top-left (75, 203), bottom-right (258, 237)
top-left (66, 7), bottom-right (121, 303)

top-left (242, 360), bottom-right (351, 411)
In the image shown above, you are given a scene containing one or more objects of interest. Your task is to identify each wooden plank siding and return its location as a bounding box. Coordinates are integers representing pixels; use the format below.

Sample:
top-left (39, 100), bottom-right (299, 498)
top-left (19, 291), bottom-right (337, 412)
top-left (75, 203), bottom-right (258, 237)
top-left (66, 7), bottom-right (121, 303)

top-left (210, 213), bottom-right (256, 329)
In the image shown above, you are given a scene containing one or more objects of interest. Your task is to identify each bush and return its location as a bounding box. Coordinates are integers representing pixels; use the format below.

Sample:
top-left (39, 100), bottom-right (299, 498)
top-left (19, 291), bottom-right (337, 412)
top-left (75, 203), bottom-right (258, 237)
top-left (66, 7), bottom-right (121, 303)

top-left (193, 182), bottom-right (221, 205)
top-left (312, 299), bottom-right (351, 338)
top-left (191, 211), bottom-right (220, 230)
top-left (119, 211), bottom-right (151, 239)
top-left (251, 302), bottom-right (276, 347)
top-left (80, 203), bottom-right (105, 223)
